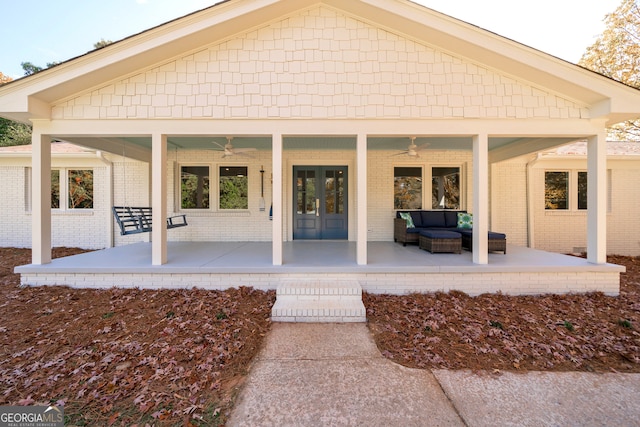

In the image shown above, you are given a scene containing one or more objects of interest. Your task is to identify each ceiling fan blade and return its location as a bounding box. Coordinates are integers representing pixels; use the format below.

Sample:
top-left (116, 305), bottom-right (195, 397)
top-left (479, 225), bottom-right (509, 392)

top-left (415, 143), bottom-right (431, 151)
top-left (211, 140), bottom-right (226, 150)
top-left (232, 147), bottom-right (258, 153)
top-left (235, 151), bottom-right (255, 158)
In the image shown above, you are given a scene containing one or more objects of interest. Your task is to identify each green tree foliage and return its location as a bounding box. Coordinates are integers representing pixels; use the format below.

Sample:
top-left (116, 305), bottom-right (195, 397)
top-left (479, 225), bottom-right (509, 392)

top-left (93, 39), bottom-right (113, 49)
top-left (20, 61), bottom-right (59, 76)
top-left (0, 118), bottom-right (32, 147)
top-left (579, 0), bottom-right (640, 140)
top-left (0, 73), bottom-right (31, 147)
top-left (20, 62), bottom-right (43, 75)
top-left (181, 168), bottom-right (210, 209)
top-left (219, 176), bottom-right (248, 209)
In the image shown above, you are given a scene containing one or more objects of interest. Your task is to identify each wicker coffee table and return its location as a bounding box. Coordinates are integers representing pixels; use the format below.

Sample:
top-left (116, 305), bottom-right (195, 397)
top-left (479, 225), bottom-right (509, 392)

top-left (457, 230), bottom-right (507, 253)
top-left (418, 230), bottom-right (462, 254)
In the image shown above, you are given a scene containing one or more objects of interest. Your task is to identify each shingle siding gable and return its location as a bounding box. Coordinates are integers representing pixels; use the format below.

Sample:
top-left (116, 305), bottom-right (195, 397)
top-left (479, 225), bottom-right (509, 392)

top-left (52, 6), bottom-right (587, 121)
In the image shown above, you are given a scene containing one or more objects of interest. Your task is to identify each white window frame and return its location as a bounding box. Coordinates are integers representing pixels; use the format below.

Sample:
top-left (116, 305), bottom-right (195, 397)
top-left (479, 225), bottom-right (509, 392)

top-left (218, 165), bottom-right (249, 211)
top-left (176, 162), bottom-right (250, 213)
top-left (177, 163), bottom-right (212, 212)
top-left (392, 162), bottom-right (466, 211)
top-left (392, 165), bottom-right (424, 210)
top-left (544, 169), bottom-right (611, 212)
top-left (427, 164), bottom-right (465, 210)
top-left (26, 167), bottom-right (94, 211)
top-left (544, 170), bottom-right (570, 211)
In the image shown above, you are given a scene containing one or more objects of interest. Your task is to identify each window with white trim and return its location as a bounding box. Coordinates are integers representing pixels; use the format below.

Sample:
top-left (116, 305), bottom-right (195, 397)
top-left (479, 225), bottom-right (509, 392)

top-left (431, 166), bottom-right (460, 209)
top-left (180, 165), bottom-right (210, 209)
top-left (179, 164), bottom-right (249, 211)
top-left (25, 168), bottom-right (94, 211)
top-left (544, 171), bottom-right (569, 210)
top-left (67, 169), bottom-right (94, 209)
top-left (545, 170), bottom-right (611, 211)
top-left (219, 166), bottom-right (248, 210)
top-left (394, 167), bottom-right (422, 210)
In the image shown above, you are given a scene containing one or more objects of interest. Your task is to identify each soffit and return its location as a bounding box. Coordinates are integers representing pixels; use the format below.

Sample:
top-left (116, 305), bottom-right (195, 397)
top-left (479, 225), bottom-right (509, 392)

top-left (63, 135), bottom-right (572, 156)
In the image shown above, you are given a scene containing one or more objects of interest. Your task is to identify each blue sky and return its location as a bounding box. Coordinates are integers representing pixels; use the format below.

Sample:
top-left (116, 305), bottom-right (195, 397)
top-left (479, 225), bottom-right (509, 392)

top-left (0, 0), bottom-right (621, 79)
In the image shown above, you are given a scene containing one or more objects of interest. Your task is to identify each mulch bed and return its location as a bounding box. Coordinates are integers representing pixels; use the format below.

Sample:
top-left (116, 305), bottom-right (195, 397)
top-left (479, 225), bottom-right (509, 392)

top-left (0, 248), bottom-right (275, 426)
top-left (1, 248), bottom-right (639, 426)
top-left (365, 255), bottom-right (640, 373)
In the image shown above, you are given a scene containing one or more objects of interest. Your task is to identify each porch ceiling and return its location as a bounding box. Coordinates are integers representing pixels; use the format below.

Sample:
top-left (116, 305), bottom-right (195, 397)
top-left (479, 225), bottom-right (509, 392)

top-left (60, 135), bottom-right (580, 163)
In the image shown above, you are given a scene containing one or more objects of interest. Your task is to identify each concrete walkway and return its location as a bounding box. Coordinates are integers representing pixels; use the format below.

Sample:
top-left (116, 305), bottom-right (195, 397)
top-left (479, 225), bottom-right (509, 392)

top-left (228, 323), bottom-right (640, 427)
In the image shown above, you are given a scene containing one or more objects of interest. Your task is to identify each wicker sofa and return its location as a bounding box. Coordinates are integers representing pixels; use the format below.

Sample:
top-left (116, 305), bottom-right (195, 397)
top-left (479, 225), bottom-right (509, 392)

top-left (394, 210), bottom-right (464, 246)
top-left (394, 210), bottom-right (507, 254)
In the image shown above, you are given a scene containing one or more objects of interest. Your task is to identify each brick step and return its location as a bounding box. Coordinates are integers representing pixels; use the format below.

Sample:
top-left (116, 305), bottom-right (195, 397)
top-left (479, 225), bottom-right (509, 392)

top-left (272, 280), bottom-right (366, 323)
top-left (277, 280), bottom-right (362, 297)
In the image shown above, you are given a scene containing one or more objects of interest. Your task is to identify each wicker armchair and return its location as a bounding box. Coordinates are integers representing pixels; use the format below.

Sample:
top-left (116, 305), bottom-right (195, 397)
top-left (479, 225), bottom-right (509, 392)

top-left (394, 218), bottom-right (420, 246)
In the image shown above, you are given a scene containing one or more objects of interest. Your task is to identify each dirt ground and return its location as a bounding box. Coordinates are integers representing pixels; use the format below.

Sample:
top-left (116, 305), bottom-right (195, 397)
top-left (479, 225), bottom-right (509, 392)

top-left (1, 249), bottom-right (639, 426)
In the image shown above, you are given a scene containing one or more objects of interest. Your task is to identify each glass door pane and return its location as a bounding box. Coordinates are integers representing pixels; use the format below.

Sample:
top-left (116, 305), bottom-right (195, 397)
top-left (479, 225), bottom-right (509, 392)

top-left (325, 169), bottom-right (336, 214)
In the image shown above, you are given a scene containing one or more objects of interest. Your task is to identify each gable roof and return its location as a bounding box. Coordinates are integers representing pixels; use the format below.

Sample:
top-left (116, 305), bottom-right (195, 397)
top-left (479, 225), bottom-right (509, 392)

top-left (1, 0), bottom-right (640, 125)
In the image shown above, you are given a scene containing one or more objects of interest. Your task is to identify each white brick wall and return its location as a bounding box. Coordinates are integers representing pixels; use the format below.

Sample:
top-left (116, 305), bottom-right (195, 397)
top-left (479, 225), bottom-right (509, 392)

top-left (492, 157), bottom-right (640, 256)
top-left (113, 159), bottom-right (150, 246)
top-left (368, 150), bottom-right (473, 241)
top-left (608, 167), bottom-right (640, 255)
top-left (490, 160), bottom-right (528, 246)
top-left (5, 148), bottom-right (635, 255)
top-left (0, 162), bottom-right (111, 249)
top-left (19, 270), bottom-right (621, 296)
top-left (0, 166), bottom-right (31, 247)
top-left (51, 6), bottom-right (586, 121)
top-left (160, 149), bottom-right (274, 242)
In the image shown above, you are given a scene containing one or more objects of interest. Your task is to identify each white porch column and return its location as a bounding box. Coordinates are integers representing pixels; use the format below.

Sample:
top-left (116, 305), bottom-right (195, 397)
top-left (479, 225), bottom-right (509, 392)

top-left (587, 131), bottom-right (607, 264)
top-left (473, 134), bottom-right (489, 264)
top-left (272, 133), bottom-right (283, 265)
top-left (32, 131), bottom-right (52, 265)
top-left (151, 133), bottom-right (167, 265)
top-left (356, 133), bottom-right (367, 265)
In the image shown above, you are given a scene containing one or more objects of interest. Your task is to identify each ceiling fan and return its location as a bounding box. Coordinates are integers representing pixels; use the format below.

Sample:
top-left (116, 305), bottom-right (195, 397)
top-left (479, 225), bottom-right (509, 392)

top-left (211, 137), bottom-right (257, 158)
top-left (392, 136), bottom-right (430, 158)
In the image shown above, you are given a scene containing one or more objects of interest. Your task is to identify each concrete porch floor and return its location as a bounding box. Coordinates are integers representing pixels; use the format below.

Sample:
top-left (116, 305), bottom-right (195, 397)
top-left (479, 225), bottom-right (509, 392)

top-left (15, 242), bottom-right (624, 295)
top-left (15, 241), bottom-right (619, 273)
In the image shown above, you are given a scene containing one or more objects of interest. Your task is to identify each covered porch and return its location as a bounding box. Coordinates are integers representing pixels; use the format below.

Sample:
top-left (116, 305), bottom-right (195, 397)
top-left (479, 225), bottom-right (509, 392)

top-left (28, 125), bottom-right (611, 268)
top-left (16, 241), bottom-right (623, 296)
top-left (4, 0), bottom-right (640, 299)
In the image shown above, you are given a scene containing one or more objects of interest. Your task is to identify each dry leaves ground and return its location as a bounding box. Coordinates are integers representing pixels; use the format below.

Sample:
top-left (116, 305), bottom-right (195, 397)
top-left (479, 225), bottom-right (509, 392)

top-left (365, 255), bottom-right (640, 373)
top-left (1, 249), bottom-right (640, 426)
top-left (0, 248), bottom-right (275, 426)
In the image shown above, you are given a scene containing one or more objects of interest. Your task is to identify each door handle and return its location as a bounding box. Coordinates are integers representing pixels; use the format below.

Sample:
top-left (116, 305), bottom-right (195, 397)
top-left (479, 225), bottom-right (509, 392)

top-left (316, 198), bottom-right (320, 216)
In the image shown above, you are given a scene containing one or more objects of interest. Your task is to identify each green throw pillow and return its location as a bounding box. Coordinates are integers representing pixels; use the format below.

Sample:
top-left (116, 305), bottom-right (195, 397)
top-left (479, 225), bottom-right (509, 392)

top-left (399, 212), bottom-right (415, 228)
top-left (457, 212), bottom-right (473, 229)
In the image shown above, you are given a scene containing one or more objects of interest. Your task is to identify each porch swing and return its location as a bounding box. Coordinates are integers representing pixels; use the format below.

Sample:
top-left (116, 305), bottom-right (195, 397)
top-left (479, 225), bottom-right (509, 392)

top-left (112, 142), bottom-right (188, 236)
